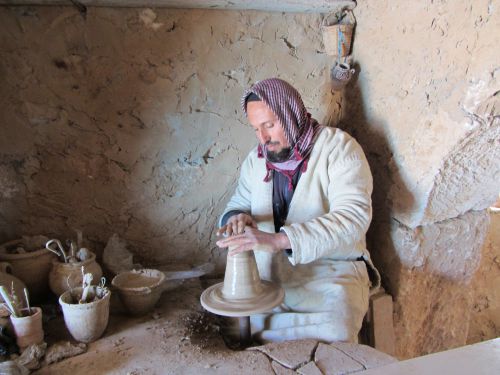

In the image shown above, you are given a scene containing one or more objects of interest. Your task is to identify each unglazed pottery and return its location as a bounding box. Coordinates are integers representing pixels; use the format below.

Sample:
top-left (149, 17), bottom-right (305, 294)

top-left (0, 240), bottom-right (56, 301)
top-left (111, 269), bottom-right (165, 315)
top-left (9, 307), bottom-right (44, 350)
top-left (49, 251), bottom-right (103, 297)
top-left (200, 250), bottom-right (284, 317)
top-left (59, 286), bottom-right (110, 343)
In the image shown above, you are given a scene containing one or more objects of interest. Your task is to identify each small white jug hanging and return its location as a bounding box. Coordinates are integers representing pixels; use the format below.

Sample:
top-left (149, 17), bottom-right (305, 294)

top-left (331, 62), bottom-right (355, 91)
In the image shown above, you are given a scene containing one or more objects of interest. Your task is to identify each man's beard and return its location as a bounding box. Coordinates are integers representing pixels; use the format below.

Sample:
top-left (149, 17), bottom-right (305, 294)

top-left (266, 146), bottom-right (292, 163)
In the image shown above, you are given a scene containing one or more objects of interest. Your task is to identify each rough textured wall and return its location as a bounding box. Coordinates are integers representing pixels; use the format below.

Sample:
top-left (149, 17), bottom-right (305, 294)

top-left (347, 0), bottom-right (499, 359)
top-left (467, 210), bottom-right (500, 344)
top-left (1, 2), bottom-right (498, 360)
top-left (0, 6), bottom-right (334, 268)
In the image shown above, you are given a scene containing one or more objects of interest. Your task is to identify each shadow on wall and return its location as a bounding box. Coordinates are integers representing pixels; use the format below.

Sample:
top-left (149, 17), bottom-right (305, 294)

top-left (334, 64), bottom-right (412, 296)
top-left (0, 6), bottom-right (242, 265)
top-left (335, 63), bottom-right (496, 359)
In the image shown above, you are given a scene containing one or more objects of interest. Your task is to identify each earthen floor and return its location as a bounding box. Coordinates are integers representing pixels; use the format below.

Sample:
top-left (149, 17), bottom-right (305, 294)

top-left (34, 279), bottom-right (396, 375)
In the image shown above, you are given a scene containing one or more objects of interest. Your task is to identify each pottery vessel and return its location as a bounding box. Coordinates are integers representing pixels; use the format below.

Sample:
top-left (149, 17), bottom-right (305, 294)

top-left (49, 252), bottom-right (103, 297)
top-left (221, 251), bottom-right (263, 299)
top-left (0, 240), bottom-right (56, 302)
top-left (331, 62), bottom-right (356, 90)
top-left (59, 286), bottom-right (110, 343)
top-left (111, 269), bottom-right (165, 315)
top-left (9, 307), bottom-right (44, 350)
top-left (0, 262), bottom-right (26, 305)
top-left (200, 250), bottom-right (284, 317)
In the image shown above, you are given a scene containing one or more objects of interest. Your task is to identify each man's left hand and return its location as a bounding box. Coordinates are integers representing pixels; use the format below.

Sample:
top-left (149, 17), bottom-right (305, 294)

top-left (216, 227), bottom-right (291, 256)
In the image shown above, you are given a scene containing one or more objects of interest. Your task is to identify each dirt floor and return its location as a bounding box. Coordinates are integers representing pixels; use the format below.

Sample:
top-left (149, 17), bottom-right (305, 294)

top-left (24, 278), bottom-right (397, 375)
top-left (35, 279), bottom-right (276, 374)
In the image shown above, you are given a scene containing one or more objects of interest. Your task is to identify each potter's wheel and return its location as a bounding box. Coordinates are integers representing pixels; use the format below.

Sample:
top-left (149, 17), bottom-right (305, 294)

top-left (200, 280), bottom-right (284, 317)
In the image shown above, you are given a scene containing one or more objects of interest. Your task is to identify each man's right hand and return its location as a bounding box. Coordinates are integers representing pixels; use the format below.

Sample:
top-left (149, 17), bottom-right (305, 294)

top-left (216, 213), bottom-right (257, 238)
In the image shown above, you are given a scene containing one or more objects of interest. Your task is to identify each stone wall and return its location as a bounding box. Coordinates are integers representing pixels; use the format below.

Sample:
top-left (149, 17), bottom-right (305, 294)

top-left (349, 0), bottom-right (499, 359)
top-left (0, 6), bottom-right (333, 269)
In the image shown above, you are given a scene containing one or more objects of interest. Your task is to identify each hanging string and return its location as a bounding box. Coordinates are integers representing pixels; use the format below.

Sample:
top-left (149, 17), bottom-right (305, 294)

top-left (337, 26), bottom-right (342, 65)
top-left (338, 26), bottom-right (346, 65)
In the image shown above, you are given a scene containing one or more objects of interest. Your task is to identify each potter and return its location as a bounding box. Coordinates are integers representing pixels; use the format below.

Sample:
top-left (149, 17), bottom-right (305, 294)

top-left (215, 78), bottom-right (379, 344)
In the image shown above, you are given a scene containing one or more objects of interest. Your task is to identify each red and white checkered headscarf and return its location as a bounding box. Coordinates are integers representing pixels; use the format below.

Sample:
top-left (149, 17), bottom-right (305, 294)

top-left (242, 78), bottom-right (323, 186)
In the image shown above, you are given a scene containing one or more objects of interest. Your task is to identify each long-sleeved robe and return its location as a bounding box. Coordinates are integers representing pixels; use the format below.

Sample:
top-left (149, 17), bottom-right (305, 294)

top-left (220, 126), bottom-right (380, 343)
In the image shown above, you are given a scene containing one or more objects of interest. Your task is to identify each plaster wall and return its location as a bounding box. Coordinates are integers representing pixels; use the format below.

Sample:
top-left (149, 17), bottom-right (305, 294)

top-left (351, 0), bottom-right (499, 228)
top-left (349, 0), bottom-right (499, 359)
top-left (0, 6), bottom-right (334, 268)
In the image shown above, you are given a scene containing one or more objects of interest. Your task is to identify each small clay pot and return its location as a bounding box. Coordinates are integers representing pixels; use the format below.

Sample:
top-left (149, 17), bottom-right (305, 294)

top-left (49, 252), bottom-right (103, 297)
top-left (9, 307), bottom-right (44, 350)
top-left (111, 269), bottom-right (165, 316)
top-left (59, 286), bottom-right (110, 343)
top-left (0, 240), bottom-right (56, 302)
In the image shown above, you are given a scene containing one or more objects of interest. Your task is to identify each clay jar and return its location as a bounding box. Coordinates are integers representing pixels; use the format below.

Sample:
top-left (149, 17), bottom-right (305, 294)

top-left (0, 240), bottom-right (56, 301)
top-left (9, 307), bottom-right (44, 350)
top-left (49, 252), bottom-right (103, 297)
top-left (59, 286), bottom-right (110, 343)
top-left (111, 269), bottom-right (165, 315)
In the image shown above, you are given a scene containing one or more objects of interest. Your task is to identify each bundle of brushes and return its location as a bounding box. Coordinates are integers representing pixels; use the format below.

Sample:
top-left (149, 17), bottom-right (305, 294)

top-left (77, 266), bottom-right (107, 304)
top-left (45, 229), bottom-right (91, 264)
top-left (0, 283), bottom-right (33, 318)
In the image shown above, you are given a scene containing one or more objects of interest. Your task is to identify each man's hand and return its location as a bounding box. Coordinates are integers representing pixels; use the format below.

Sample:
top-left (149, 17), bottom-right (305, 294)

top-left (216, 213), bottom-right (257, 237)
top-left (216, 227), bottom-right (291, 256)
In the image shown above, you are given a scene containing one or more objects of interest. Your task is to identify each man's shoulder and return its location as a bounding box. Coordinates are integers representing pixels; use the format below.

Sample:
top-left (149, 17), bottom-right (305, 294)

top-left (315, 126), bottom-right (361, 155)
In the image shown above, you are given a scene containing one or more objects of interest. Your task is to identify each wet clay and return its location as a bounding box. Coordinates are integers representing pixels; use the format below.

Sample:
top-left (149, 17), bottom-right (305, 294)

top-left (200, 250), bottom-right (284, 317)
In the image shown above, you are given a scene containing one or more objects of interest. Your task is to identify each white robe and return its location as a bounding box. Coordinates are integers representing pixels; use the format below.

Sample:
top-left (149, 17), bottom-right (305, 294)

top-left (221, 127), bottom-right (380, 343)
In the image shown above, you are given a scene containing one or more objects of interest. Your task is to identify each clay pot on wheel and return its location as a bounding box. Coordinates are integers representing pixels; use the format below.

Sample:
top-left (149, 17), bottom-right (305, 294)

top-left (0, 240), bottom-right (56, 302)
top-left (59, 286), bottom-right (110, 343)
top-left (112, 269), bottom-right (165, 315)
top-left (49, 252), bottom-right (103, 297)
top-left (9, 307), bottom-right (44, 350)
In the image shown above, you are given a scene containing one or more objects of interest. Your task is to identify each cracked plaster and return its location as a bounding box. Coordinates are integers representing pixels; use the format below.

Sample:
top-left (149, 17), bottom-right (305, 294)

top-left (0, 6), bottom-right (333, 270)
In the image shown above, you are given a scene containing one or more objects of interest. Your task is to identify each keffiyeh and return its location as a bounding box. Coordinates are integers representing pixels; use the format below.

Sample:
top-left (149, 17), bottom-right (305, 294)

top-left (242, 78), bottom-right (323, 188)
